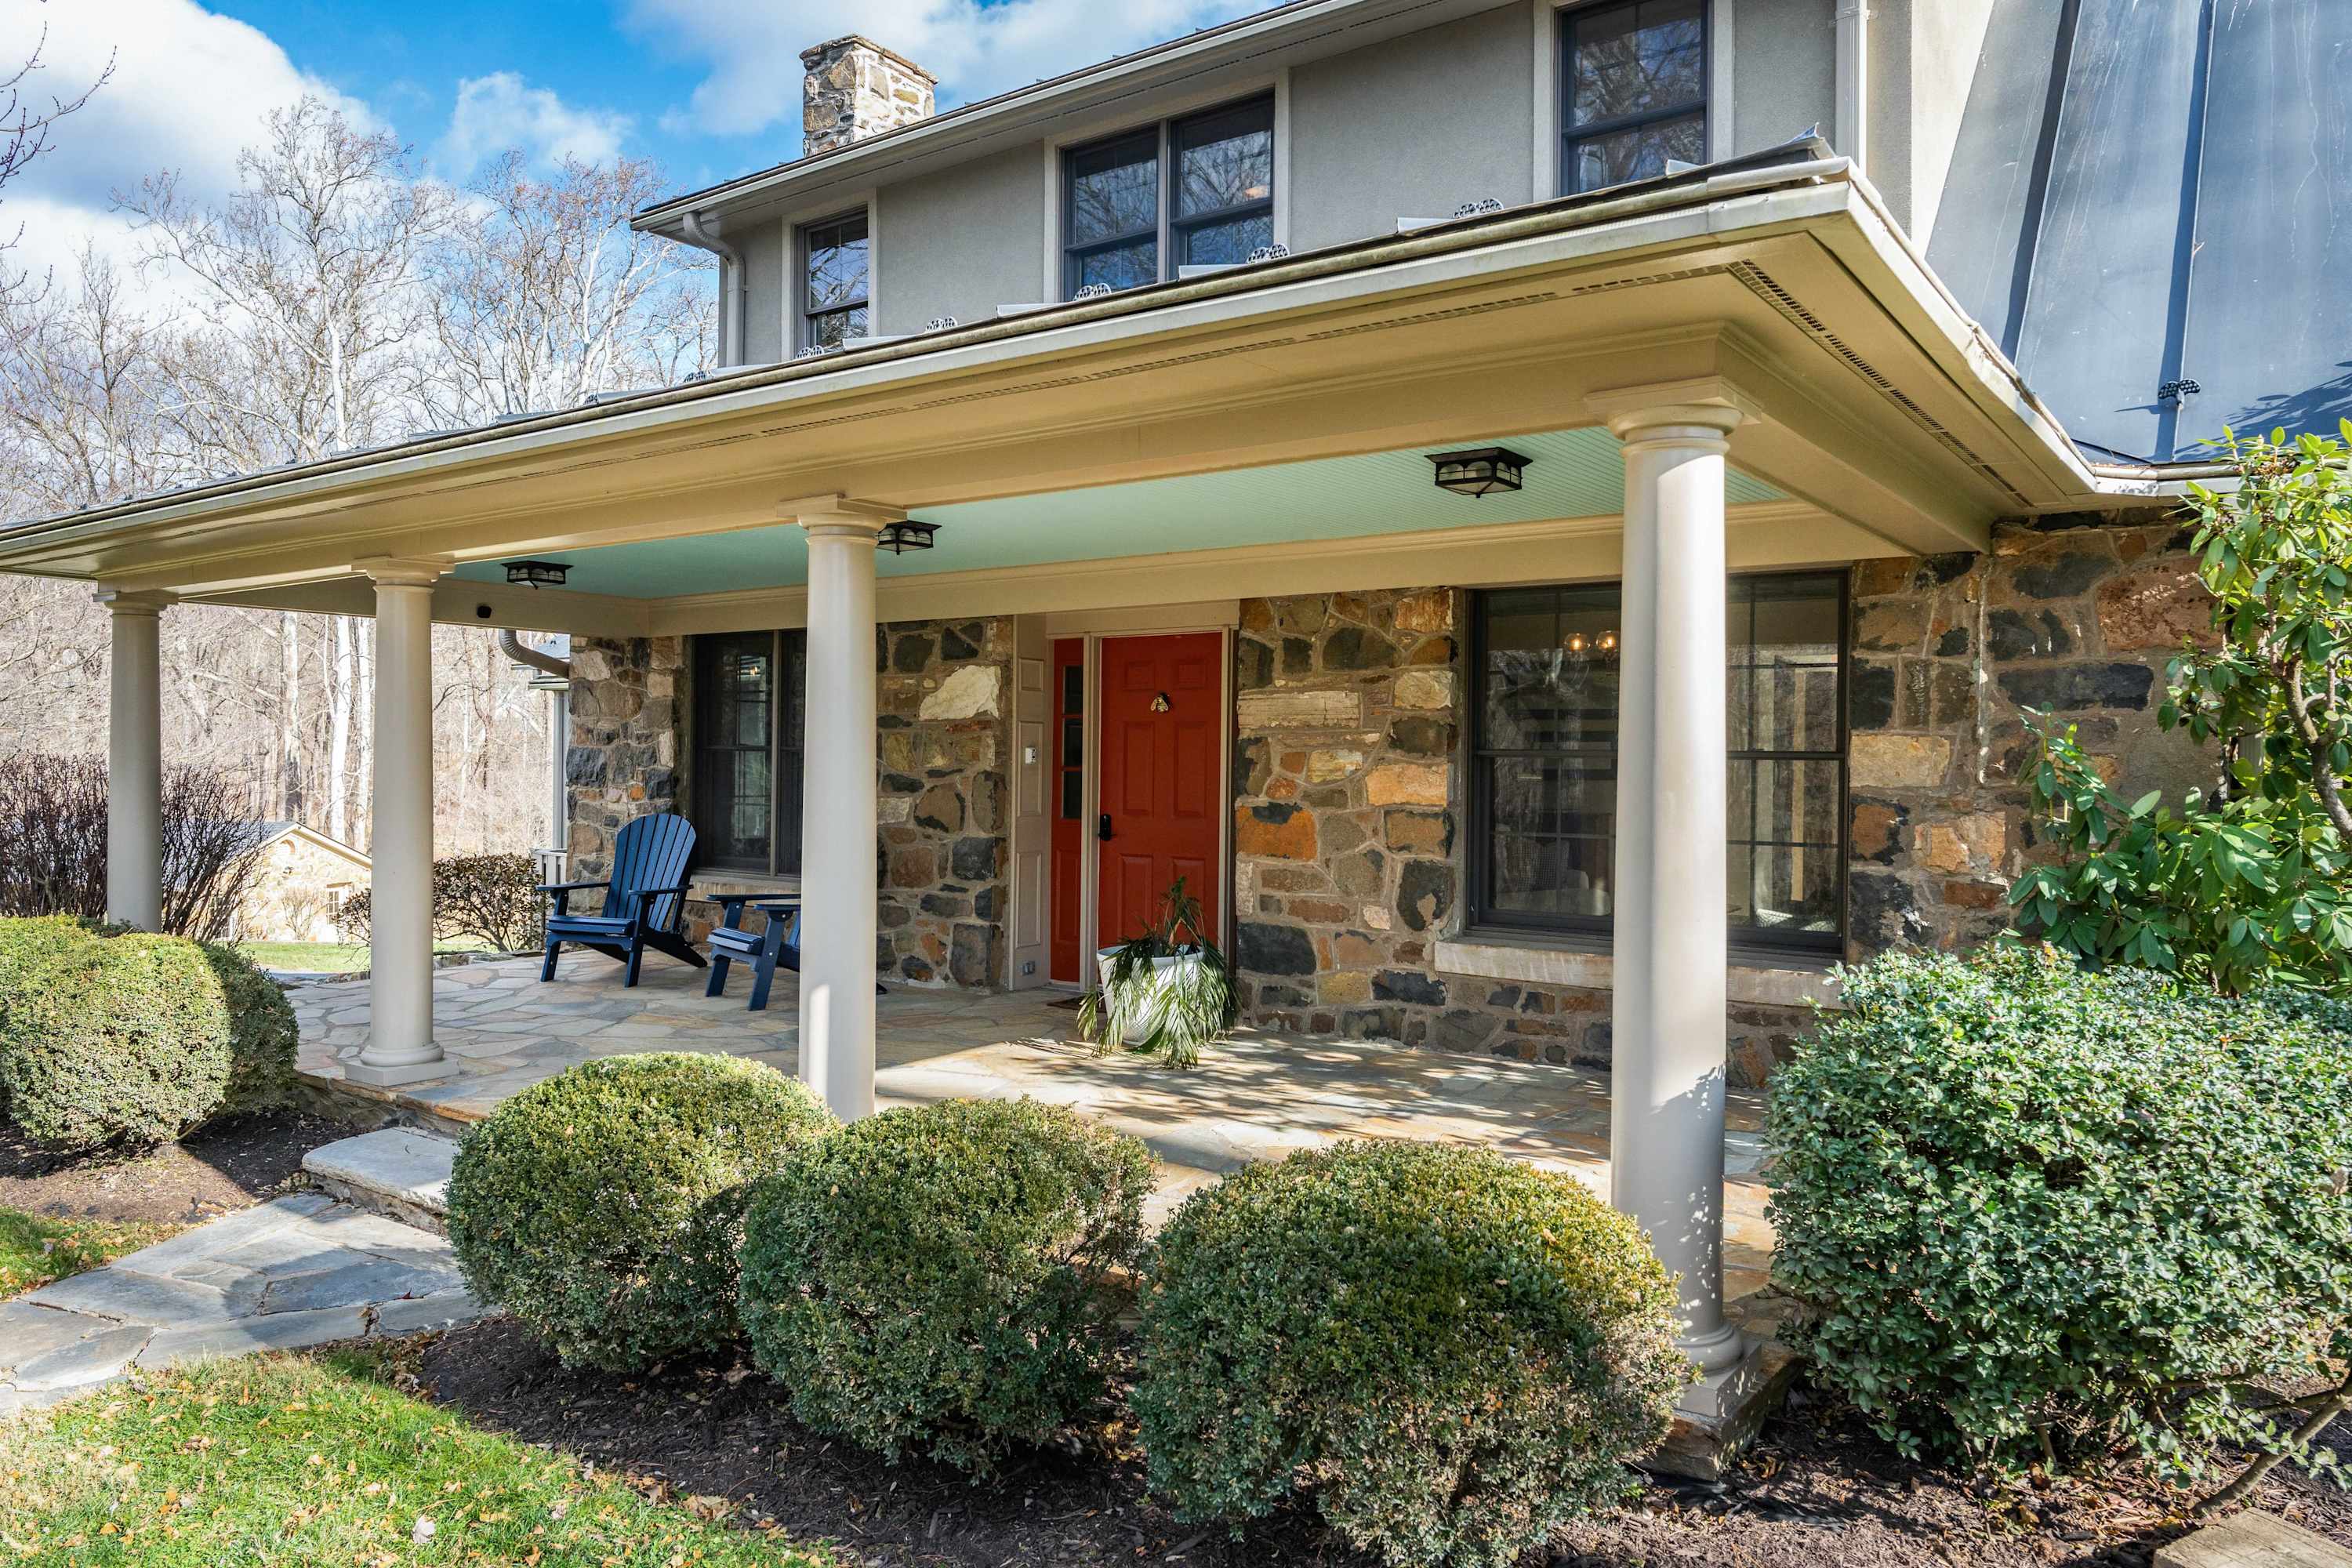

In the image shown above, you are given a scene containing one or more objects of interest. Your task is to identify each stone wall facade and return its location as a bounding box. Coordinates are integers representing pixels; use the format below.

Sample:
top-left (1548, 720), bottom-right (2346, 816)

top-left (1221, 587), bottom-right (1824, 1078)
top-left (564, 635), bottom-right (684, 887)
top-left (1844, 509), bottom-right (2214, 956)
top-left (877, 617), bottom-right (1013, 988)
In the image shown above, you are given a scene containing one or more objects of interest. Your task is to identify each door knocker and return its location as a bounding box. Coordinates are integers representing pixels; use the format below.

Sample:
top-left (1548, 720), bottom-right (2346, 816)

top-left (1150, 691), bottom-right (1171, 713)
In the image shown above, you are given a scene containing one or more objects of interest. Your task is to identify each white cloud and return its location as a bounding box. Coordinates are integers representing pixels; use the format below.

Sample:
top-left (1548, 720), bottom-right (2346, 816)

top-left (2, 0), bottom-right (372, 284)
top-left (440, 73), bottom-right (633, 175)
top-left (626, 0), bottom-right (1273, 143)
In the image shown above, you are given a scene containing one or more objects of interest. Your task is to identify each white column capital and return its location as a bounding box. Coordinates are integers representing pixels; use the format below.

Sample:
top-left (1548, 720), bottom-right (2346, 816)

top-left (93, 586), bottom-right (175, 617)
top-left (1586, 377), bottom-right (1763, 445)
top-left (355, 555), bottom-right (454, 589)
top-left (781, 493), bottom-right (905, 535)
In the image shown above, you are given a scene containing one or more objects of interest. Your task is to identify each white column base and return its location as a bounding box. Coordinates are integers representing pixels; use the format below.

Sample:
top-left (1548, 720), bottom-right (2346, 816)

top-left (346, 1056), bottom-right (457, 1089)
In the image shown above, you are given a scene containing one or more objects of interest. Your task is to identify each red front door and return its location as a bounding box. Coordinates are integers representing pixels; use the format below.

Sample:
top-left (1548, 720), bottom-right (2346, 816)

top-left (1095, 632), bottom-right (1224, 953)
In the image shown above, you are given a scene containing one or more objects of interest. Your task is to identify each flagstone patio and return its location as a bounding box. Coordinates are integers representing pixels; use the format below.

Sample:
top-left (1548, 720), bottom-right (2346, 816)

top-left (291, 953), bottom-right (1784, 1330)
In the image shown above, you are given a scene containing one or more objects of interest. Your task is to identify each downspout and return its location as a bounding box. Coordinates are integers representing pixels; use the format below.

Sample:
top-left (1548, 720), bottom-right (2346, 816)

top-left (680, 211), bottom-right (747, 368)
top-left (499, 630), bottom-right (573, 866)
top-left (1835, 0), bottom-right (1870, 176)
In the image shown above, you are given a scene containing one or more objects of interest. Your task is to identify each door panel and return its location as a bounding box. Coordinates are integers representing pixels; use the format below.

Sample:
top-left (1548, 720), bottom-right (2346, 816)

top-left (1095, 631), bottom-right (1225, 953)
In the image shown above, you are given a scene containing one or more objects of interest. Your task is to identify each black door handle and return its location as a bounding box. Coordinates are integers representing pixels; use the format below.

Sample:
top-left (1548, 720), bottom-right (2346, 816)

top-left (1098, 813), bottom-right (1113, 841)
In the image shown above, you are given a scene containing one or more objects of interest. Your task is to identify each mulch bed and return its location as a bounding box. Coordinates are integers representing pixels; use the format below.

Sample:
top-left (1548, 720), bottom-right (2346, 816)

top-left (0, 1109), bottom-right (358, 1226)
top-left (407, 1317), bottom-right (2352, 1568)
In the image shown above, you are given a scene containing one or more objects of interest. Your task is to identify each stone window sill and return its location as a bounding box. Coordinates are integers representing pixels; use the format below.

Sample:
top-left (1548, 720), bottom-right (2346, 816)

top-left (1433, 930), bottom-right (1843, 1009)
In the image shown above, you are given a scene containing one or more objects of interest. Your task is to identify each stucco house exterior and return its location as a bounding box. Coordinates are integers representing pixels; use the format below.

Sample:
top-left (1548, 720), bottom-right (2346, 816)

top-left (6, 0), bottom-right (2346, 1431)
top-left (227, 819), bottom-right (371, 943)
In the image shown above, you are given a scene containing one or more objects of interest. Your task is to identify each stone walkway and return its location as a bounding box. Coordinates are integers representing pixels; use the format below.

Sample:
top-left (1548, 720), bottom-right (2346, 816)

top-left (292, 953), bottom-right (1783, 1324)
top-left (0, 1191), bottom-right (487, 1418)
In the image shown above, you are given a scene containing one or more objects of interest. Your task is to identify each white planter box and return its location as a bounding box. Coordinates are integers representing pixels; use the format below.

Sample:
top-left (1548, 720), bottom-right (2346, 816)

top-left (1093, 947), bottom-right (1206, 1046)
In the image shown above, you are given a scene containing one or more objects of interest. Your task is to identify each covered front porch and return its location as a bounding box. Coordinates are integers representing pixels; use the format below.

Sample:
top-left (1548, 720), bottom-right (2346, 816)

top-left (4, 148), bottom-right (2108, 1431)
top-left (290, 949), bottom-right (1780, 1321)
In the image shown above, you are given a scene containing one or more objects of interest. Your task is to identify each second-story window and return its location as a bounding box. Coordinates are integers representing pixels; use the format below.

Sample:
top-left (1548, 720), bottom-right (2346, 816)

top-left (1063, 95), bottom-right (1275, 296)
top-left (802, 211), bottom-right (870, 350)
top-left (1561, 0), bottom-right (1708, 194)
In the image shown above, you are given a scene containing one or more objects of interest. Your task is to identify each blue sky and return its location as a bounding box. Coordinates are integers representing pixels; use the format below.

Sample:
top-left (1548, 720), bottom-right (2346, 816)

top-left (11, 0), bottom-right (1270, 276)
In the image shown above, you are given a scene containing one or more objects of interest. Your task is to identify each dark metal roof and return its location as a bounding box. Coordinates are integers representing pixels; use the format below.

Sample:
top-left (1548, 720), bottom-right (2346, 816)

top-left (1929, 0), bottom-right (2352, 464)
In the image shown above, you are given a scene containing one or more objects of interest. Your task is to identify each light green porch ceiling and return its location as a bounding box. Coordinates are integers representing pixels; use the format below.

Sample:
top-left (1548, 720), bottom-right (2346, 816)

top-left (451, 426), bottom-right (1784, 600)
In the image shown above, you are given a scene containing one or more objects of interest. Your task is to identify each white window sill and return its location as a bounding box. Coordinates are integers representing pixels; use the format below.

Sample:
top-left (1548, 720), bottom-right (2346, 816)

top-left (1433, 931), bottom-right (1842, 1010)
top-left (688, 873), bottom-right (802, 901)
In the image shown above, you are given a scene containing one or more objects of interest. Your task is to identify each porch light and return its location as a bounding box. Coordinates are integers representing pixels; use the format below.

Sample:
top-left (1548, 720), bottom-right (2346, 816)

top-left (503, 559), bottom-right (571, 589)
top-left (1428, 446), bottom-right (1530, 499)
top-left (875, 520), bottom-right (939, 555)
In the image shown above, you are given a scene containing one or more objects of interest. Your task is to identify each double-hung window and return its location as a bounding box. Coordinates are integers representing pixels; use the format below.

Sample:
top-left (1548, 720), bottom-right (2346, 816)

top-left (1062, 95), bottom-right (1275, 296)
top-left (691, 630), bottom-right (808, 876)
top-left (1468, 572), bottom-right (1847, 950)
top-left (1559, 0), bottom-right (1708, 194)
top-left (800, 211), bottom-right (870, 351)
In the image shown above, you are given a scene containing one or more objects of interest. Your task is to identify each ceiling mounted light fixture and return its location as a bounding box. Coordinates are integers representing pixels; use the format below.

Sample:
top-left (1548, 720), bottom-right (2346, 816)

top-left (1428, 446), bottom-right (1530, 499)
top-left (503, 559), bottom-right (571, 589)
top-left (875, 520), bottom-right (940, 555)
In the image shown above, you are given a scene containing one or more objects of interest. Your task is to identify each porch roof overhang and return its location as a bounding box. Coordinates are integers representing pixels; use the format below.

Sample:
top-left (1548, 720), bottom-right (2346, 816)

top-left (0, 153), bottom-right (2131, 637)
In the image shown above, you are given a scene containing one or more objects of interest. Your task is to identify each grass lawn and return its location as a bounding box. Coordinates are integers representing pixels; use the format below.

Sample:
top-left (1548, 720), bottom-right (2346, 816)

top-left (234, 938), bottom-right (503, 973)
top-left (0, 1208), bottom-right (178, 1299)
top-left (0, 1350), bottom-right (843, 1566)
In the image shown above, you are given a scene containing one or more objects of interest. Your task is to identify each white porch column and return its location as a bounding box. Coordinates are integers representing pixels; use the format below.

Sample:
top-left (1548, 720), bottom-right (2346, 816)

top-left (99, 588), bottom-right (170, 931)
top-left (350, 557), bottom-right (452, 1088)
top-left (792, 499), bottom-right (899, 1120)
top-left (1592, 385), bottom-right (1754, 1378)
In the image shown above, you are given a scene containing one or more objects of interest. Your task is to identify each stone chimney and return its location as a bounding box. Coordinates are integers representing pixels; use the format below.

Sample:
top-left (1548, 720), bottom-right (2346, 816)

top-left (800, 36), bottom-right (936, 158)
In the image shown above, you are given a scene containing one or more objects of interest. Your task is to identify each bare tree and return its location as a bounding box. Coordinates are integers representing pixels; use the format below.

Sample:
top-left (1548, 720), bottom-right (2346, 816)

top-left (0, 10), bottom-right (112, 264)
top-left (416, 152), bottom-right (712, 423)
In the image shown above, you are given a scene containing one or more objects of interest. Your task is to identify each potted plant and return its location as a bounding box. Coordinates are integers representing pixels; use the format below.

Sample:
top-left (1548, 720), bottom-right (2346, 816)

top-left (1079, 876), bottom-right (1236, 1069)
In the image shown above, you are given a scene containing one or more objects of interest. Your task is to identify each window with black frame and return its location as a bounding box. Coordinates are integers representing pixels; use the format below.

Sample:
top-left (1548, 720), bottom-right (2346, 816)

top-left (1062, 95), bottom-right (1274, 296)
top-left (1468, 572), bottom-right (1846, 949)
top-left (691, 630), bottom-right (808, 875)
top-left (1560, 0), bottom-right (1708, 195)
top-left (801, 211), bottom-right (870, 351)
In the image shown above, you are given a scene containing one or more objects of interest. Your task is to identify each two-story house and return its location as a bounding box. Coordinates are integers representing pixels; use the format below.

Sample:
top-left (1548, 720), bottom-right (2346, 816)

top-left (9, 0), bottom-right (2346, 1421)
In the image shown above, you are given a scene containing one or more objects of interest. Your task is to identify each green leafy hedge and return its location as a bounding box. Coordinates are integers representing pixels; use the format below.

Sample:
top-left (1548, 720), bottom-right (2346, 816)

top-left (339, 853), bottom-right (544, 952)
top-left (1767, 944), bottom-right (2352, 1476)
top-left (0, 917), bottom-right (297, 1147)
top-left (446, 1054), bottom-right (834, 1371)
top-left (738, 1099), bottom-right (1152, 1475)
top-left (1134, 1141), bottom-right (1686, 1568)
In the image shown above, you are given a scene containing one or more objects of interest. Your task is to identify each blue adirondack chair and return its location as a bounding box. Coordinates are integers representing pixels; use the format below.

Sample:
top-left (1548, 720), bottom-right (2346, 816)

top-left (539, 813), bottom-right (705, 987)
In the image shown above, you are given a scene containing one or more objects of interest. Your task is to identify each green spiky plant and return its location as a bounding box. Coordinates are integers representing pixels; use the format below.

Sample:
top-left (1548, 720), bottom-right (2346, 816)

top-left (1078, 877), bottom-right (1236, 1069)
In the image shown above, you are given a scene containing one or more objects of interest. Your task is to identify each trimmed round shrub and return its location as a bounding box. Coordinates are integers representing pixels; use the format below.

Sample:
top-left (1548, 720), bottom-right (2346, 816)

top-left (1767, 943), bottom-right (2352, 1475)
top-left (738, 1098), bottom-right (1152, 1475)
top-left (0, 931), bottom-right (236, 1147)
top-left (201, 940), bottom-right (299, 1112)
top-left (1134, 1140), bottom-right (1686, 1568)
top-left (446, 1054), bottom-right (835, 1371)
top-left (0, 916), bottom-right (106, 1116)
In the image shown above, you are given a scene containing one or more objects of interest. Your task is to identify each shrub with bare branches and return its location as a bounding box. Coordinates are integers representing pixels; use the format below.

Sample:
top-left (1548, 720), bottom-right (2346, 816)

top-left (0, 753), bottom-right (263, 941)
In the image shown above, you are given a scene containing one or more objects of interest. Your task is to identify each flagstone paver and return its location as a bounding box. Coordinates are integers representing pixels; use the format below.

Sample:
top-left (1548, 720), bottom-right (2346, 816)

top-left (287, 953), bottom-right (1784, 1325)
top-left (0, 1192), bottom-right (490, 1419)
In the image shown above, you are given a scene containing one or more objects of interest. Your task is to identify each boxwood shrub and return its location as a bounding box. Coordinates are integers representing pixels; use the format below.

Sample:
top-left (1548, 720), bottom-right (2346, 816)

top-left (738, 1098), bottom-right (1152, 1475)
top-left (0, 919), bottom-right (298, 1147)
top-left (1767, 943), bottom-right (2352, 1475)
top-left (1134, 1140), bottom-right (1686, 1568)
top-left (446, 1054), bottom-right (835, 1371)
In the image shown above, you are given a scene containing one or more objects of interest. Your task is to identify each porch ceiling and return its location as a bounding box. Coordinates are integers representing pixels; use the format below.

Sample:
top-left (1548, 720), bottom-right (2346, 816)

top-left (441, 427), bottom-right (1786, 601)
